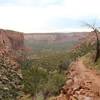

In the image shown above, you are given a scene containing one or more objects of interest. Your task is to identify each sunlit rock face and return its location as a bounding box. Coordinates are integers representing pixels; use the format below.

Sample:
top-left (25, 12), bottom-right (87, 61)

top-left (0, 29), bottom-right (24, 50)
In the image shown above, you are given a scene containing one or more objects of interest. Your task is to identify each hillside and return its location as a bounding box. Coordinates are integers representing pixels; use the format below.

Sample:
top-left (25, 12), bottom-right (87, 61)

top-left (55, 58), bottom-right (100, 100)
top-left (0, 29), bottom-right (24, 100)
top-left (0, 47), bottom-right (23, 100)
top-left (54, 31), bottom-right (100, 100)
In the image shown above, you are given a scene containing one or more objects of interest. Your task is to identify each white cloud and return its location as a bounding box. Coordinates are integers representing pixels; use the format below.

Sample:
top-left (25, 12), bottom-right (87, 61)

top-left (0, 0), bottom-right (100, 32)
top-left (2, 0), bottom-right (62, 7)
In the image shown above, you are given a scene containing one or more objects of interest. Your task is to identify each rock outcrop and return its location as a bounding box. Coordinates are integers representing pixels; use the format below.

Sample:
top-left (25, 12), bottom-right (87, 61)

top-left (0, 29), bottom-right (24, 100)
top-left (0, 48), bottom-right (23, 100)
top-left (0, 29), bottom-right (24, 50)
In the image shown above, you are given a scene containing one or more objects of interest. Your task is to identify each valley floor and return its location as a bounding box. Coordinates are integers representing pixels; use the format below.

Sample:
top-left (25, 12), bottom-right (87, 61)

top-left (56, 59), bottom-right (100, 100)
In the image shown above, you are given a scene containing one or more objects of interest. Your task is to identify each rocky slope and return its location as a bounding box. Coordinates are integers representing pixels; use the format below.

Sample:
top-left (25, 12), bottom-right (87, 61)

top-left (0, 29), bottom-right (24, 100)
top-left (0, 48), bottom-right (23, 100)
top-left (55, 59), bottom-right (100, 100)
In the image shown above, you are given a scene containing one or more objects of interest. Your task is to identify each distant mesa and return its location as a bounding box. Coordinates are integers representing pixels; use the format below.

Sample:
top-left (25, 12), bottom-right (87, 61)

top-left (24, 32), bottom-right (88, 44)
top-left (0, 28), bottom-right (89, 50)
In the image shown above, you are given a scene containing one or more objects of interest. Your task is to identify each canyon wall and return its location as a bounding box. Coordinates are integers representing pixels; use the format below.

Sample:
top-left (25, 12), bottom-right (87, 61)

top-left (0, 29), bottom-right (24, 50)
top-left (24, 32), bottom-right (87, 43)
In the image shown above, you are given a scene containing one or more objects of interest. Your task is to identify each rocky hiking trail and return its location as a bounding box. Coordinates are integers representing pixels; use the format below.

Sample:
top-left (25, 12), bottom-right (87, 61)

top-left (56, 59), bottom-right (100, 100)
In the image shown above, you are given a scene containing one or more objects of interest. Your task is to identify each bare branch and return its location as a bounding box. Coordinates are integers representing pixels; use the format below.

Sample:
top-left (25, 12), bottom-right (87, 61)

top-left (82, 21), bottom-right (100, 62)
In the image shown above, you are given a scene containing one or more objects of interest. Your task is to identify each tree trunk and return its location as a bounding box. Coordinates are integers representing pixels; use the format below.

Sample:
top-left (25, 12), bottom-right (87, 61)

top-left (94, 30), bottom-right (100, 62)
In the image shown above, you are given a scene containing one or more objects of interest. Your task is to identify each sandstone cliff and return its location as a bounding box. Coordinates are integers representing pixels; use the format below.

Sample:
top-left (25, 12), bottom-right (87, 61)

top-left (0, 29), bottom-right (24, 50)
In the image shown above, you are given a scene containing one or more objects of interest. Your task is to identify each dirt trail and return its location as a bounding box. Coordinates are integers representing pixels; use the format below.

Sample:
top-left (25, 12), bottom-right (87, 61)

top-left (56, 59), bottom-right (100, 100)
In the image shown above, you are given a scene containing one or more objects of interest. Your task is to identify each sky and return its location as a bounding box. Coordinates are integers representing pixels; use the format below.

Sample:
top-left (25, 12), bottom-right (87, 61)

top-left (0, 0), bottom-right (100, 33)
